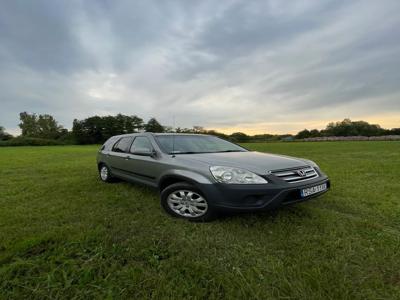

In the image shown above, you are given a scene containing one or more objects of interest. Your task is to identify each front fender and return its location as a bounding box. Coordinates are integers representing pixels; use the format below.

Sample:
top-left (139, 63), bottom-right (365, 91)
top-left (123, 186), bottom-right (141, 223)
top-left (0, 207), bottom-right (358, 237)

top-left (158, 169), bottom-right (214, 186)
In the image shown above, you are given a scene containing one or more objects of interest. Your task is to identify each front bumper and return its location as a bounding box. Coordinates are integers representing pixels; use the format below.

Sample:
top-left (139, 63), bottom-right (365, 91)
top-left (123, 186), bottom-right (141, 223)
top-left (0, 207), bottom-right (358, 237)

top-left (198, 173), bottom-right (330, 212)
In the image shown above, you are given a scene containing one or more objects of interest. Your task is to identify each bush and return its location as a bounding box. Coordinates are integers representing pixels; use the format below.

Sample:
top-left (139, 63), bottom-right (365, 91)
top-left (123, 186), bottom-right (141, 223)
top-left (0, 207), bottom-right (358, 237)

top-left (0, 137), bottom-right (65, 147)
top-left (56, 132), bottom-right (77, 144)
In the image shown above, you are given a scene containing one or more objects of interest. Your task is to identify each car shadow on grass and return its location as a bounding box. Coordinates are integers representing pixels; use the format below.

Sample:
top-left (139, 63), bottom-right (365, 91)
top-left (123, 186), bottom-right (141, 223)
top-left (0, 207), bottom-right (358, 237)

top-left (217, 204), bottom-right (314, 222)
top-left (110, 181), bottom-right (316, 224)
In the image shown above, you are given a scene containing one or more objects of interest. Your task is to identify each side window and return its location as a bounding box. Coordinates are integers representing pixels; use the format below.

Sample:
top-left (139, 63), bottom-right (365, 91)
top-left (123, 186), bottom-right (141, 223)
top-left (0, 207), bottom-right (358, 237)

top-left (102, 137), bottom-right (118, 151)
top-left (130, 137), bottom-right (153, 153)
top-left (112, 137), bottom-right (133, 153)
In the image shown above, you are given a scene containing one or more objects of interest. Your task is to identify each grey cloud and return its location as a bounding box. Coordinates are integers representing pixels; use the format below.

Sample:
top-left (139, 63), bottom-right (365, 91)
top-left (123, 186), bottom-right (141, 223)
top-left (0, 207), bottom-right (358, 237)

top-left (0, 0), bottom-right (399, 134)
top-left (0, 0), bottom-right (95, 73)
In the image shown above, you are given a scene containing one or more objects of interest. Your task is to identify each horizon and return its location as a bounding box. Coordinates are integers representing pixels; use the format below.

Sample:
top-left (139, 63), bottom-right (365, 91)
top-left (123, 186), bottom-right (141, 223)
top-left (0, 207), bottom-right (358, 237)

top-left (3, 114), bottom-right (398, 137)
top-left (1, 1), bottom-right (399, 135)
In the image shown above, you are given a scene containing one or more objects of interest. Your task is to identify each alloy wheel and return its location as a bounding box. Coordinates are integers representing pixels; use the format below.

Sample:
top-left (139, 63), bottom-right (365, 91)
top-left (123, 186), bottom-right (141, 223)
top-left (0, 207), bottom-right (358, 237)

top-left (167, 190), bottom-right (208, 218)
top-left (100, 166), bottom-right (109, 181)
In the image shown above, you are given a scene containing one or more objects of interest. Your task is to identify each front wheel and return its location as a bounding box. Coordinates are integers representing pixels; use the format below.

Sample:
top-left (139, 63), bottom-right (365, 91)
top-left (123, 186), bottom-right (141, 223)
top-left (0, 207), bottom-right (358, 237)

top-left (160, 182), bottom-right (216, 222)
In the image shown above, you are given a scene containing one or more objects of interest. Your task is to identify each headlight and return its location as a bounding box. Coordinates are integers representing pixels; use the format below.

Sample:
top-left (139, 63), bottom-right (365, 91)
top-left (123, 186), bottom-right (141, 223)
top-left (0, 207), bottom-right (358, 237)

top-left (302, 159), bottom-right (320, 169)
top-left (210, 166), bottom-right (268, 184)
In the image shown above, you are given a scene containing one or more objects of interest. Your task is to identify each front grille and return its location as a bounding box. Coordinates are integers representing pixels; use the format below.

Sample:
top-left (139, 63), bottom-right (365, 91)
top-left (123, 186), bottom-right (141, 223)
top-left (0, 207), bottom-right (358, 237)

top-left (270, 166), bottom-right (318, 183)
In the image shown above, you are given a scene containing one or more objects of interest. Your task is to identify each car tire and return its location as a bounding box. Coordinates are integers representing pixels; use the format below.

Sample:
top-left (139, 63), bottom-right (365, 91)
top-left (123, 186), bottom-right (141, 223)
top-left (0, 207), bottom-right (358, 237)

top-left (160, 182), bottom-right (216, 222)
top-left (98, 164), bottom-right (115, 183)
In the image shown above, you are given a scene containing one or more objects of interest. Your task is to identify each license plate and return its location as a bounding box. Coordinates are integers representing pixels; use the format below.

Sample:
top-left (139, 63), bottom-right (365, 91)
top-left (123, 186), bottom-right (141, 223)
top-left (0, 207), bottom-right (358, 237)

top-left (300, 183), bottom-right (327, 197)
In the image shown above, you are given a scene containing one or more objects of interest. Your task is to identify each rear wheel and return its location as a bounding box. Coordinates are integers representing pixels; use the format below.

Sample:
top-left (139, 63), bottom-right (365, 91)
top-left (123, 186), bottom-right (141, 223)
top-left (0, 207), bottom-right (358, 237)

top-left (98, 164), bottom-right (114, 183)
top-left (161, 182), bottom-right (216, 222)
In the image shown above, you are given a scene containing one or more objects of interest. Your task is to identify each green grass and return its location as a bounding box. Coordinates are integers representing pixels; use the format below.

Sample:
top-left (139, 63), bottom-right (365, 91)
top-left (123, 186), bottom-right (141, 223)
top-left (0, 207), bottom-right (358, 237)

top-left (1, 142), bottom-right (399, 299)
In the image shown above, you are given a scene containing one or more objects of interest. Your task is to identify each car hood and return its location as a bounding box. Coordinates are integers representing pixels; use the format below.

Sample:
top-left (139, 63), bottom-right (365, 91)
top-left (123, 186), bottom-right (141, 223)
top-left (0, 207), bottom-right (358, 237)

top-left (178, 151), bottom-right (308, 174)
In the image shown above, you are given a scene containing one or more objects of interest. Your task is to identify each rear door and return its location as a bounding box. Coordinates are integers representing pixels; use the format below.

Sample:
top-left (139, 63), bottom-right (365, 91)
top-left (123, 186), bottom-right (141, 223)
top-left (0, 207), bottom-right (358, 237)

top-left (123, 136), bottom-right (162, 186)
top-left (107, 136), bottom-right (134, 179)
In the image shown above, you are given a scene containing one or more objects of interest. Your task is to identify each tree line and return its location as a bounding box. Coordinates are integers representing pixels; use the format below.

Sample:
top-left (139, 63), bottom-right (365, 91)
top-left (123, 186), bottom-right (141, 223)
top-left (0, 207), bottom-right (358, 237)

top-left (295, 119), bottom-right (400, 139)
top-left (0, 113), bottom-right (399, 145)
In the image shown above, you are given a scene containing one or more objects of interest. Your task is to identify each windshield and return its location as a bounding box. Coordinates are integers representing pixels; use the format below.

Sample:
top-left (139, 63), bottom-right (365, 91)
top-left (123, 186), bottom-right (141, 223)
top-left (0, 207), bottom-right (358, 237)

top-left (155, 135), bottom-right (247, 154)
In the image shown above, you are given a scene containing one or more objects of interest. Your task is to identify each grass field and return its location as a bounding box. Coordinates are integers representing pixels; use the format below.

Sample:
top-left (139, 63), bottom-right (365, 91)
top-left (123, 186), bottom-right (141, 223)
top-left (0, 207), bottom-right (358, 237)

top-left (1, 142), bottom-right (399, 299)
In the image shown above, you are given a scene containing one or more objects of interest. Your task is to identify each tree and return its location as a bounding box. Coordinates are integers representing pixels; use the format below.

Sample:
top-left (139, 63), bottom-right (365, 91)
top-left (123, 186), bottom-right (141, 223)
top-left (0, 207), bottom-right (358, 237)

top-left (309, 129), bottom-right (320, 137)
top-left (204, 130), bottom-right (228, 139)
top-left (37, 114), bottom-right (65, 139)
top-left (19, 112), bottom-right (39, 137)
top-left (72, 114), bottom-right (144, 144)
top-left (324, 119), bottom-right (385, 137)
top-left (73, 116), bottom-right (103, 144)
top-left (192, 126), bottom-right (205, 133)
top-left (0, 126), bottom-right (13, 141)
top-left (19, 112), bottom-right (66, 139)
top-left (114, 114), bottom-right (144, 134)
top-left (163, 126), bottom-right (174, 133)
top-left (229, 132), bottom-right (250, 143)
top-left (295, 129), bottom-right (311, 139)
top-left (389, 128), bottom-right (400, 135)
top-left (295, 119), bottom-right (389, 139)
top-left (145, 118), bottom-right (164, 133)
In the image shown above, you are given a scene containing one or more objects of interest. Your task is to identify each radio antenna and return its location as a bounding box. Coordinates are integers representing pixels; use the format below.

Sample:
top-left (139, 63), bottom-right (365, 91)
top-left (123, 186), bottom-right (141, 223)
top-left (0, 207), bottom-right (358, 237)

top-left (172, 116), bottom-right (176, 157)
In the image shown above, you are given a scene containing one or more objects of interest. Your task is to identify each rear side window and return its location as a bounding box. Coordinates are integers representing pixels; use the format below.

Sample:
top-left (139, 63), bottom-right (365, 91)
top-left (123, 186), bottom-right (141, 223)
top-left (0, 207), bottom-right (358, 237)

top-left (112, 137), bottom-right (133, 153)
top-left (102, 137), bottom-right (118, 151)
top-left (130, 137), bottom-right (153, 153)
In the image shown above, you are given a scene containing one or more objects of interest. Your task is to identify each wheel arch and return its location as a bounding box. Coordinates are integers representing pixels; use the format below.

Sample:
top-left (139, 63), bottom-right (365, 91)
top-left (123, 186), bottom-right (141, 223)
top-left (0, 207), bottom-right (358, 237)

top-left (97, 161), bottom-right (106, 171)
top-left (158, 168), bottom-right (214, 191)
top-left (158, 175), bottom-right (198, 192)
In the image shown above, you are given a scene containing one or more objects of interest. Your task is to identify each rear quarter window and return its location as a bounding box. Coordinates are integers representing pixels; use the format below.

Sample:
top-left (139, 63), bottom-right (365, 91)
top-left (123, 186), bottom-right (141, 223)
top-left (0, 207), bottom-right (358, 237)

top-left (102, 137), bottom-right (118, 151)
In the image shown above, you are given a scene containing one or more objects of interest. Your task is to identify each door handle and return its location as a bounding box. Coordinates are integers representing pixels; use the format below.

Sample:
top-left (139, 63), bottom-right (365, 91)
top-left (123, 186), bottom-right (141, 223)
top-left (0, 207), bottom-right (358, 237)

top-left (124, 155), bottom-right (131, 160)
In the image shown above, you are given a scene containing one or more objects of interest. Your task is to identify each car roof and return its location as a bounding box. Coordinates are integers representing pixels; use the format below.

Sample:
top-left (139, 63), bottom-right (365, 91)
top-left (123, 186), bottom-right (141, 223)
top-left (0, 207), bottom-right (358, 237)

top-left (154, 133), bottom-right (209, 136)
top-left (112, 132), bottom-right (209, 138)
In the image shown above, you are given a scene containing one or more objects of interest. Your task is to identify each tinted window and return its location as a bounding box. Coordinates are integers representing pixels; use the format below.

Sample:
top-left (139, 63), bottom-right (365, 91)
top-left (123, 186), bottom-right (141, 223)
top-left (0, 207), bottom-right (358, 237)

top-left (155, 135), bottom-right (246, 154)
top-left (130, 137), bottom-right (153, 153)
top-left (102, 137), bottom-right (119, 151)
top-left (113, 137), bottom-right (133, 153)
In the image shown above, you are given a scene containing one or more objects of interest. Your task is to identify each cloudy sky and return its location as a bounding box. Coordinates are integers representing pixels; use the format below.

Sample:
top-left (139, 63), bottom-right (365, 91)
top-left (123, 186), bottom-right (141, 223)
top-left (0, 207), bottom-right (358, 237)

top-left (0, 0), bottom-right (399, 135)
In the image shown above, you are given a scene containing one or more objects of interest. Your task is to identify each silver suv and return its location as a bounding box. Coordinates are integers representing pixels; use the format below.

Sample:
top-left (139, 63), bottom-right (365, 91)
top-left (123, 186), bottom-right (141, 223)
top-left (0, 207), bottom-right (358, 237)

top-left (97, 133), bottom-right (330, 221)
